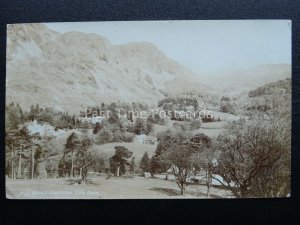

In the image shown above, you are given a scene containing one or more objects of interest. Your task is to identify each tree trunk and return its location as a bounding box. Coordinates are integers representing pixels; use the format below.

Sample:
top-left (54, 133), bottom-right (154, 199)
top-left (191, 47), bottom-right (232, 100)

top-left (11, 160), bottom-right (14, 179)
top-left (181, 186), bottom-right (184, 195)
top-left (133, 163), bottom-right (135, 174)
top-left (17, 153), bottom-right (22, 179)
top-left (81, 169), bottom-right (87, 185)
top-left (117, 166), bottom-right (120, 177)
top-left (240, 185), bottom-right (248, 198)
top-left (206, 170), bottom-right (212, 197)
top-left (11, 143), bottom-right (15, 179)
top-left (71, 151), bottom-right (74, 178)
top-left (180, 183), bottom-right (185, 195)
top-left (44, 152), bottom-right (48, 179)
top-left (31, 147), bottom-right (35, 179)
top-left (206, 181), bottom-right (211, 197)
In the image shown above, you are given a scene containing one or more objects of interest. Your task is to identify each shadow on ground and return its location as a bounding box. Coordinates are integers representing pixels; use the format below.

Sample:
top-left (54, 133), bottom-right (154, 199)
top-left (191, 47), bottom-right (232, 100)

top-left (149, 187), bottom-right (222, 198)
top-left (209, 194), bottom-right (223, 198)
top-left (65, 178), bottom-right (101, 185)
top-left (149, 187), bottom-right (181, 196)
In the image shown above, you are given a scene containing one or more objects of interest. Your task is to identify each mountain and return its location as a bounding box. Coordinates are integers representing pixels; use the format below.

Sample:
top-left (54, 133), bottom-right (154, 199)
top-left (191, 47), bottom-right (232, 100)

top-left (6, 23), bottom-right (209, 113)
top-left (198, 64), bottom-right (291, 96)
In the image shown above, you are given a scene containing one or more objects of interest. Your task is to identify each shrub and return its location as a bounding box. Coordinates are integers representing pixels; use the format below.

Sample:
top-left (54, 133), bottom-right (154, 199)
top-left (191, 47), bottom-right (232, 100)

top-left (96, 130), bottom-right (113, 144)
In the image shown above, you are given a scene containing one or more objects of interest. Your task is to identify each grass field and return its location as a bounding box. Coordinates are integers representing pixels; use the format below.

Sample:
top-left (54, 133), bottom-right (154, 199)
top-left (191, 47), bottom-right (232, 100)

top-left (6, 176), bottom-right (232, 199)
top-left (93, 142), bottom-right (157, 161)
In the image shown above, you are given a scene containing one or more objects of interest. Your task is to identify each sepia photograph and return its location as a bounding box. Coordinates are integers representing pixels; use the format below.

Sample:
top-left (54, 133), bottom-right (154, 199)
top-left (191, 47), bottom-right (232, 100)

top-left (5, 20), bottom-right (291, 199)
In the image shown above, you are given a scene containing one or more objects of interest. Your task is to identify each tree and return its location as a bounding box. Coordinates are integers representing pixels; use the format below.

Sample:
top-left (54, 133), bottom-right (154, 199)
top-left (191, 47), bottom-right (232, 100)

top-left (108, 103), bottom-right (119, 124)
top-left (28, 105), bottom-right (36, 121)
top-left (64, 132), bottom-right (81, 178)
top-left (145, 118), bottom-right (153, 135)
top-left (165, 144), bottom-right (195, 195)
top-left (191, 134), bottom-right (214, 197)
top-left (31, 135), bottom-right (56, 179)
top-left (6, 130), bottom-right (22, 179)
top-left (192, 98), bottom-right (199, 110)
top-left (5, 127), bottom-right (40, 179)
top-left (154, 131), bottom-right (212, 195)
top-left (249, 115), bottom-right (290, 197)
top-left (213, 117), bottom-right (290, 198)
top-left (220, 97), bottom-right (235, 114)
top-left (60, 133), bottom-right (102, 184)
top-left (93, 122), bottom-right (103, 134)
top-left (96, 130), bottom-right (113, 144)
top-left (156, 130), bottom-right (191, 156)
top-left (81, 121), bottom-right (91, 133)
top-left (150, 130), bottom-right (191, 176)
top-left (133, 118), bottom-right (145, 135)
top-left (35, 104), bottom-right (40, 116)
top-left (150, 155), bottom-right (164, 176)
top-left (109, 146), bottom-right (133, 176)
top-left (44, 150), bottom-right (52, 178)
top-left (5, 103), bottom-right (24, 131)
top-left (149, 113), bottom-right (166, 125)
top-left (130, 157), bottom-right (135, 174)
top-left (89, 156), bottom-right (105, 174)
top-left (76, 138), bottom-right (101, 184)
top-left (140, 152), bottom-right (150, 173)
top-left (31, 142), bottom-right (42, 179)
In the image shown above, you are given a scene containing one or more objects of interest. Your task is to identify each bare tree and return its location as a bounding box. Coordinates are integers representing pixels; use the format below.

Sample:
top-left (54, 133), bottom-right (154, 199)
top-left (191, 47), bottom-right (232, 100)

top-left (190, 134), bottom-right (214, 196)
top-left (78, 148), bottom-right (102, 185)
top-left (193, 148), bottom-right (216, 196)
top-left (212, 117), bottom-right (290, 198)
top-left (165, 144), bottom-right (195, 195)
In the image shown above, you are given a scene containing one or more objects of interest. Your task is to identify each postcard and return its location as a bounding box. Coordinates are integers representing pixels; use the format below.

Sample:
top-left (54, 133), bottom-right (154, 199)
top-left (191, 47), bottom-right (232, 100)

top-left (5, 20), bottom-right (291, 199)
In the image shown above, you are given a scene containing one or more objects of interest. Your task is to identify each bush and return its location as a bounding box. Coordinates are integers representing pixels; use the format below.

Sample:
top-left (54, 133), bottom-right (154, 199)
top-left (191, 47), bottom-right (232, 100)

top-left (96, 129), bottom-right (134, 144)
top-left (96, 130), bottom-right (113, 144)
top-left (122, 132), bottom-right (134, 142)
top-left (112, 131), bottom-right (123, 142)
top-left (112, 131), bottom-right (134, 143)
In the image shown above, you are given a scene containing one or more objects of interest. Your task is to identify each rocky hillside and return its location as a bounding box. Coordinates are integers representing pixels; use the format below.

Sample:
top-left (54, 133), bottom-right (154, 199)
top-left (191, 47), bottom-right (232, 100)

top-left (6, 23), bottom-right (208, 113)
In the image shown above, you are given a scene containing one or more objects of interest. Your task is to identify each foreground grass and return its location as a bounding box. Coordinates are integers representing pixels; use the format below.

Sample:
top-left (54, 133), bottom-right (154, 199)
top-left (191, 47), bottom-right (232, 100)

top-left (6, 176), bottom-right (232, 199)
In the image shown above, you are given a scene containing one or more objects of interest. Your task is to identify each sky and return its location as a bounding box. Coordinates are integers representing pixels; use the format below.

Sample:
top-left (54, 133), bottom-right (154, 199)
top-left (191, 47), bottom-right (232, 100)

top-left (46, 20), bottom-right (291, 73)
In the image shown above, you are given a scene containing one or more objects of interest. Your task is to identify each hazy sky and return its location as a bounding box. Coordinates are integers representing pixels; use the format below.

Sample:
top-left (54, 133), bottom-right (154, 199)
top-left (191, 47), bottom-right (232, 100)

top-left (46, 20), bottom-right (291, 73)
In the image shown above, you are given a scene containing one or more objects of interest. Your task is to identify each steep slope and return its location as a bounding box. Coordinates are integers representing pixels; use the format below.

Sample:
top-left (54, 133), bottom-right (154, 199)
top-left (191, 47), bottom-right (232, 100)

top-left (6, 24), bottom-right (208, 113)
top-left (7, 23), bottom-right (60, 61)
top-left (235, 78), bottom-right (291, 117)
